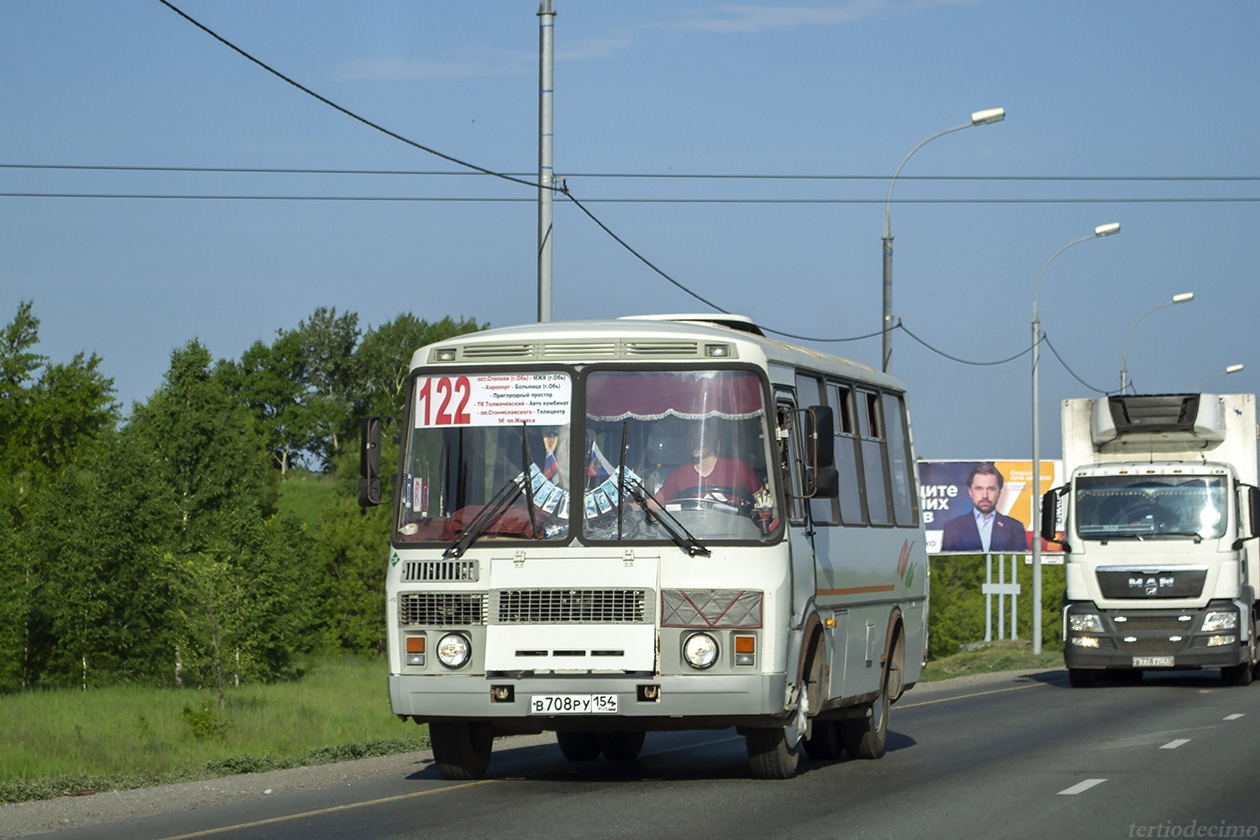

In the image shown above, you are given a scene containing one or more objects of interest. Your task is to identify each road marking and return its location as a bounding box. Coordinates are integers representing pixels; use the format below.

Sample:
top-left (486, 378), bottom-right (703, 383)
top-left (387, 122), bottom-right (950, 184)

top-left (1160, 739), bottom-right (1190, 750)
top-left (1224, 713), bottom-right (1244, 720)
top-left (154, 779), bottom-right (496, 840)
top-left (897, 680), bottom-right (1048, 710)
top-left (1058, 779), bottom-right (1107, 795)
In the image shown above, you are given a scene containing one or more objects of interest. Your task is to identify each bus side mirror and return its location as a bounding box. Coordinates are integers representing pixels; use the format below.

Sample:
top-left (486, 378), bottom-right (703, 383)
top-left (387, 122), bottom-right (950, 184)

top-left (805, 405), bottom-right (835, 469)
top-left (802, 406), bottom-right (839, 499)
top-left (358, 416), bottom-right (389, 508)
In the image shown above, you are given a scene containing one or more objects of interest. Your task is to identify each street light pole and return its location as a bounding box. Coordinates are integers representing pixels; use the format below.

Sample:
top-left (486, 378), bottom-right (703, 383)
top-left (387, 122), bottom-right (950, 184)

top-left (537, 0), bottom-right (556, 322)
top-left (1118, 292), bottom-right (1195, 394)
top-left (1196, 364), bottom-right (1244, 393)
top-left (882, 107), bottom-right (1005, 373)
top-left (1031, 222), bottom-right (1121, 655)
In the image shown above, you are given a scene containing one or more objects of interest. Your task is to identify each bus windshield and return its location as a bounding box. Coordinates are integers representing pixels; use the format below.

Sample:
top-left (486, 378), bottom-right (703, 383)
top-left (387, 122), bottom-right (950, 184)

top-left (582, 368), bottom-right (778, 544)
top-left (1074, 475), bottom-right (1228, 541)
top-left (393, 367), bottom-right (779, 547)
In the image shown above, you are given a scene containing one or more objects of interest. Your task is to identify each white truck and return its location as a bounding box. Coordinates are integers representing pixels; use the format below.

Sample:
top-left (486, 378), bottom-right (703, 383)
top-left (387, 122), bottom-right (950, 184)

top-left (1042, 393), bottom-right (1260, 687)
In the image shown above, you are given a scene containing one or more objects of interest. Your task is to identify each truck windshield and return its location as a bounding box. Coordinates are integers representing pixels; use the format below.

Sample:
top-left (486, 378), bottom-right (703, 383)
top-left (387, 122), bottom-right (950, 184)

top-left (581, 368), bottom-right (779, 544)
top-left (1075, 475), bottom-right (1228, 541)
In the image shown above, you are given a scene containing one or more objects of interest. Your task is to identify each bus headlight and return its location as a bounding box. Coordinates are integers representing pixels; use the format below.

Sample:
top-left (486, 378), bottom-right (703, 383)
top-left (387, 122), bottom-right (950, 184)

top-left (683, 633), bottom-right (719, 670)
top-left (1202, 612), bottom-right (1238, 633)
top-left (436, 633), bottom-right (471, 669)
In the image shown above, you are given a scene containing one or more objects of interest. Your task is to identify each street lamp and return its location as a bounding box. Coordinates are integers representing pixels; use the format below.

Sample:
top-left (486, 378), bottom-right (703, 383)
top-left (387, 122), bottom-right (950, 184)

top-left (1118, 293), bottom-right (1195, 394)
top-left (1030, 222), bottom-right (1121, 655)
top-left (1196, 363), bottom-right (1244, 392)
top-left (881, 107), bottom-right (1005, 372)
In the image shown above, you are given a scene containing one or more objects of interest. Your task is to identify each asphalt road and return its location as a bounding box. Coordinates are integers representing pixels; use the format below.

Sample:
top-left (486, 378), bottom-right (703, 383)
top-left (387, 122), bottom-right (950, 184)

top-left (11, 668), bottom-right (1260, 840)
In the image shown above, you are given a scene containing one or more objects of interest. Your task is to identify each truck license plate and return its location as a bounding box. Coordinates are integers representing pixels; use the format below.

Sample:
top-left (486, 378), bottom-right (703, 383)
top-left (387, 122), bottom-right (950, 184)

top-left (1132, 656), bottom-right (1174, 667)
top-left (529, 694), bottom-right (618, 714)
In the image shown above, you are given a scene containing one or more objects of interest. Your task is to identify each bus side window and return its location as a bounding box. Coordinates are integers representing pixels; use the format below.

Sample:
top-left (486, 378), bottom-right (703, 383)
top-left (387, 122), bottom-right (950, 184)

top-left (796, 372), bottom-right (838, 526)
top-left (832, 383), bottom-right (866, 524)
top-left (776, 399), bottom-right (805, 524)
top-left (882, 392), bottom-right (919, 526)
top-left (858, 389), bottom-right (891, 526)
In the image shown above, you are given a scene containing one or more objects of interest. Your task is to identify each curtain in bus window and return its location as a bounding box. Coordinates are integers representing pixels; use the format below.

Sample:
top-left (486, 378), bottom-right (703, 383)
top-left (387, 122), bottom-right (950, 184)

top-left (882, 393), bottom-right (918, 526)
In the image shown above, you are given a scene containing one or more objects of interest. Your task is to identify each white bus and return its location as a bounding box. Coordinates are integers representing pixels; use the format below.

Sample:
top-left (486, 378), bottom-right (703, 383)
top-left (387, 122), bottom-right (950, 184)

top-left (359, 315), bottom-right (929, 779)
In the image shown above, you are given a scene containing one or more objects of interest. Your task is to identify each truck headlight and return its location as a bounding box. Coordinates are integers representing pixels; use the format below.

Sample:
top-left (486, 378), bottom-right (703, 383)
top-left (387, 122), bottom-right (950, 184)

top-left (1069, 614), bottom-right (1104, 633)
top-left (683, 633), bottom-right (719, 669)
top-left (1202, 612), bottom-right (1238, 632)
top-left (436, 633), bottom-right (471, 669)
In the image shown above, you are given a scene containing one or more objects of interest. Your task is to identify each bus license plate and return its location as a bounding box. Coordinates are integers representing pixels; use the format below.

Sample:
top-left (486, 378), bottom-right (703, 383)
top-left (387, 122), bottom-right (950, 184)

top-left (530, 694), bottom-right (618, 715)
top-left (1132, 656), bottom-right (1174, 667)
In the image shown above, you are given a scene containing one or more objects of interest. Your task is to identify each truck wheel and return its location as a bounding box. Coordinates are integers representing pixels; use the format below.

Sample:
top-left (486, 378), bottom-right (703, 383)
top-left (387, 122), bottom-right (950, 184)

top-left (597, 731), bottom-right (646, 761)
top-left (429, 721), bottom-right (494, 780)
top-left (1068, 668), bottom-right (1097, 688)
top-left (556, 731), bottom-right (601, 761)
top-left (1223, 633), bottom-right (1256, 686)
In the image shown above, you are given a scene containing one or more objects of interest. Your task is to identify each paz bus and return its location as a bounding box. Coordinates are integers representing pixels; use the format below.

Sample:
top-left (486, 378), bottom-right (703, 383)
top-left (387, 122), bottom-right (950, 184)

top-left (359, 314), bottom-right (928, 779)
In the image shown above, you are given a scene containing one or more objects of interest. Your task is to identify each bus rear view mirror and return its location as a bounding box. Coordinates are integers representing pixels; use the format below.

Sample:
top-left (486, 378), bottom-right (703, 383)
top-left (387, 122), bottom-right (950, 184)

top-left (804, 405), bottom-right (835, 470)
top-left (359, 416), bottom-right (389, 508)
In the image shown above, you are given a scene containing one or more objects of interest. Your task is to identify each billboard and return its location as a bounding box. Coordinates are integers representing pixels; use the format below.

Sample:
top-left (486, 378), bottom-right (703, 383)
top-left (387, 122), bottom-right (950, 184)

top-left (919, 459), bottom-right (1063, 554)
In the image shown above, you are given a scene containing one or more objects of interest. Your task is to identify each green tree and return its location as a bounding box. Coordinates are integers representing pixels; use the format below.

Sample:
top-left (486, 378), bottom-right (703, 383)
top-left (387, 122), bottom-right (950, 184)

top-left (220, 331), bottom-right (315, 476)
top-left (353, 313), bottom-right (486, 420)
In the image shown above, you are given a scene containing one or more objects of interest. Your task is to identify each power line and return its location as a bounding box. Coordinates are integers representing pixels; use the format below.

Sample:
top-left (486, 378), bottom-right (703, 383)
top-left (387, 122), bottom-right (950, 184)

top-left (4, 193), bottom-right (1257, 205)
top-left (3, 163), bottom-right (1258, 182)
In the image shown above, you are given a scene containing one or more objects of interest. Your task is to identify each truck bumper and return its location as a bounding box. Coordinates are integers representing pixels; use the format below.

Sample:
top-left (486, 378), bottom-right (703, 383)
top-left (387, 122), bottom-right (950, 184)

top-left (388, 671), bottom-right (789, 732)
top-left (1063, 600), bottom-right (1244, 671)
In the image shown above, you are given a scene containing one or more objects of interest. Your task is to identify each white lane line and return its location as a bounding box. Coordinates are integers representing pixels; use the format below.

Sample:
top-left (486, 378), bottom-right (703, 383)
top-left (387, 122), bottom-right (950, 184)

top-left (1224, 713), bottom-right (1245, 721)
top-left (1058, 779), bottom-right (1107, 795)
top-left (1160, 738), bottom-right (1191, 750)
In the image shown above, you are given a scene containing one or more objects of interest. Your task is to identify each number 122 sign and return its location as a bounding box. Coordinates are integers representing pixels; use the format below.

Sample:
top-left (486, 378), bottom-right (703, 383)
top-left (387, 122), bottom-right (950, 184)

top-left (413, 373), bottom-right (571, 428)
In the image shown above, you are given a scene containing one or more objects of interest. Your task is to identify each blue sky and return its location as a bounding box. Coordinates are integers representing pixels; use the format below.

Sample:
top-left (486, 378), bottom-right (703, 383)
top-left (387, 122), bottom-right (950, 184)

top-left (3, 1), bottom-right (1257, 460)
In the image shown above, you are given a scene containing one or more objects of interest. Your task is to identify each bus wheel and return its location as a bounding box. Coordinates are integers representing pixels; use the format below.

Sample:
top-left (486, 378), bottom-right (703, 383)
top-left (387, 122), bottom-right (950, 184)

top-left (598, 731), bottom-right (646, 761)
top-left (556, 730), bottom-right (601, 761)
top-left (746, 680), bottom-right (807, 779)
top-left (802, 719), bottom-right (843, 761)
top-left (840, 678), bottom-right (889, 760)
top-left (429, 721), bottom-right (494, 780)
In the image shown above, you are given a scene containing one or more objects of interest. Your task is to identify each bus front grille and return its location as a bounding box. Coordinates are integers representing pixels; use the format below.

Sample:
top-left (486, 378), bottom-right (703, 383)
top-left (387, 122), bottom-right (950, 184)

top-left (496, 588), bottom-right (650, 624)
top-left (398, 593), bottom-right (488, 626)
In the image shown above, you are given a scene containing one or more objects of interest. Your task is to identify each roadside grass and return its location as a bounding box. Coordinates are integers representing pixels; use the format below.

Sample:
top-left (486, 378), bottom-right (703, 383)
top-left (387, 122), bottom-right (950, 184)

top-left (0, 655), bottom-right (427, 805)
top-left (920, 639), bottom-right (1064, 682)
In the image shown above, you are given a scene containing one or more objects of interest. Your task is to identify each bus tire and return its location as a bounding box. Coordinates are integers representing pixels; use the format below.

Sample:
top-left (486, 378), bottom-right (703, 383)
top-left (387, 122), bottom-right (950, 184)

top-left (556, 731), bottom-right (601, 761)
top-left (802, 719), bottom-right (844, 761)
top-left (840, 680), bottom-right (889, 760)
top-left (745, 726), bottom-right (801, 779)
top-left (598, 731), bottom-right (646, 761)
top-left (429, 721), bottom-right (494, 780)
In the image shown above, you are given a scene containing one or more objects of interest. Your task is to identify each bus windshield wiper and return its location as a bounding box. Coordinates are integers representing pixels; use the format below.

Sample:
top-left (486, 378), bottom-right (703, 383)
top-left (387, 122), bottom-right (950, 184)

top-left (443, 475), bottom-right (526, 560)
top-left (622, 475), bottom-right (710, 557)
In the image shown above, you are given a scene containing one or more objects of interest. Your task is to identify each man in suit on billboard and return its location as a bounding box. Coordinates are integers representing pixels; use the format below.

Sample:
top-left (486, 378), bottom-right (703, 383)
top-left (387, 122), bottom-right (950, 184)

top-left (941, 463), bottom-right (1029, 552)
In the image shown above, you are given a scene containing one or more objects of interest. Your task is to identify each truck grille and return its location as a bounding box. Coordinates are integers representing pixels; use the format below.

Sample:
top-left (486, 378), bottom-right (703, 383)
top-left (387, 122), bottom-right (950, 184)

top-left (496, 589), bottom-right (649, 624)
top-left (1096, 567), bottom-right (1207, 599)
top-left (398, 593), bottom-right (487, 626)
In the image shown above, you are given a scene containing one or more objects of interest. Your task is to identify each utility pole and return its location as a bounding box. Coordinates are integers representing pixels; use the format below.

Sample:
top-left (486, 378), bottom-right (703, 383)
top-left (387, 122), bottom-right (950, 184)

top-left (537, 1), bottom-right (555, 322)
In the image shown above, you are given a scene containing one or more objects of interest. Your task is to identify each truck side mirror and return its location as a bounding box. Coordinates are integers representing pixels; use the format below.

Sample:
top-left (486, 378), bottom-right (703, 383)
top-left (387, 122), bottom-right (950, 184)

top-left (358, 416), bottom-right (388, 508)
top-left (1040, 487), bottom-right (1068, 551)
